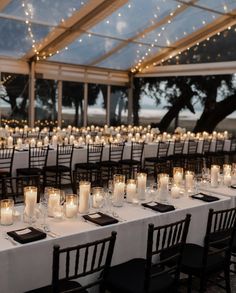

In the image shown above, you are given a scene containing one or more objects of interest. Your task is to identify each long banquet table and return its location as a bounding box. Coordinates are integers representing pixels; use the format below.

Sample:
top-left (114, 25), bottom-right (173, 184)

top-left (11, 139), bottom-right (231, 176)
top-left (0, 193), bottom-right (232, 293)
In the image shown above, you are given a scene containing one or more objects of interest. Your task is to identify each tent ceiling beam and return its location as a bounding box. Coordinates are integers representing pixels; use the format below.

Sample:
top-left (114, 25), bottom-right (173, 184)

top-left (88, 0), bottom-right (199, 68)
top-left (23, 0), bottom-right (128, 61)
top-left (0, 0), bottom-right (11, 12)
top-left (138, 10), bottom-right (236, 74)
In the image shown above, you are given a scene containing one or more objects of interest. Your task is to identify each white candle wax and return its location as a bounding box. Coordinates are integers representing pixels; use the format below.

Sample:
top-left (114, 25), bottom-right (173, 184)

top-left (25, 190), bottom-right (37, 217)
top-left (113, 182), bottom-right (125, 206)
top-left (17, 138), bottom-right (22, 149)
top-left (7, 136), bottom-right (13, 148)
top-left (64, 137), bottom-right (69, 145)
top-left (137, 174), bottom-right (146, 200)
top-left (171, 185), bottom-right (180, 199)
top-left (185, 173), bottom-right (194, 191)
top-left (48, 192), bottom-right (60, 217)
top-left (52, 135), bottom-right (57, 148)
top-left (69, 135), bottom-right (75, 145)
top-left (211, 166), bottom-right (219, 188)
top-left (44, 136), bottom-right (49, 146)
top-left (79, 185), bottom-right (90, 213)
top-left (173, 172), bottom-right (183, 186)
top-left (126, 183), bottom-right (136, 203)
top-left (223, 174), bottom-right (231, 186)
top-left (65, 202), bottom-right (77, 218)
top-left (93, 194), bottom-right (104, 208)
top-left (1, 207), bottom-right (13, 225)
top-left (30, 138), bottom-right (36, 147)
top-left (159, 176), bottom-right (169, 202)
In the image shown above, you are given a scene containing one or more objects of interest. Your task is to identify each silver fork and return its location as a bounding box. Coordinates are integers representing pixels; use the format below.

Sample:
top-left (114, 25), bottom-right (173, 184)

top-left (4, 233), bottom-right (18, 246)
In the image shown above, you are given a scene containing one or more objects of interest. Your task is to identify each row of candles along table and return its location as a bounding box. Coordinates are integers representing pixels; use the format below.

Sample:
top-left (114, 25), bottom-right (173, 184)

top-left (0, 163), bottom-right (235, 227)
top-left (0, 124), bottom-right (230, 148)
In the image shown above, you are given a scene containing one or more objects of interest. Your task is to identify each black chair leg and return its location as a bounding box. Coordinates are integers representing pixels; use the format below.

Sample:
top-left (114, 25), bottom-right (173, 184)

top-left (224, 268), bottom-right (231, 293)
top-left (187, 274), bottom-right (192, 293)
top-left (199, 274), bottom-right (206, 293)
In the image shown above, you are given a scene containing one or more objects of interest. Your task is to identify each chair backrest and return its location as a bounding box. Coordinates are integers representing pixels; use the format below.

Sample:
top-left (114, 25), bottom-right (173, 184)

top-left (203, 207), bottom-right (236, 270)
top-left (215, 139), bottom-right (225, 152)
top-left (130, 141), bottom-right (145, 161)
top-left (157, 141), bottom-right (170, 158)
top-left (29, 146), bottom-right (49, 169)
top-left (0, 175), bottom-right (41, 203)
top-left (87, 144), bottom-right (104, 164)
top-left (173, 140), bottom-right (185, 155)
top-left (144, 214), bottom-right (191, 292)
top-left (108, 142), bottom-right (125, 162)
top-left (0, 147), bottom-right (15, 175)
top-left (52, 231), bottom-right (117, 293)
top-left (230, 138), bottom-right (236, 152)
top-left (202, 139), bottom-right (212, 154)
top-left (187, 140), bottom-right (198, 155)
top-left (56, 144), bottom-right (74, 168)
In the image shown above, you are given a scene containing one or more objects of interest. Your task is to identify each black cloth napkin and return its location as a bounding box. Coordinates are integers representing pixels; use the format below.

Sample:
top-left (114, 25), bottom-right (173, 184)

top-left (83, 212), bottom-right (119, 226)
top-left (7, 227), bottom-right (47, 244)
top-left (230, 185), bottom-right (236, 189)
top-left (191, 193), bottom-right (219, 202)
top-left (142, 202), bottom-right (175, 213)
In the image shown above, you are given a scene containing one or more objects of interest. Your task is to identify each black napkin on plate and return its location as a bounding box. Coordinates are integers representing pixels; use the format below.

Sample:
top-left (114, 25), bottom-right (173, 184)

top-left (7, 227), bottom-right (47, 244)
top-left (83, 212), bottom-right (119, 226)
top-left (191, 193), bottom-right (219, 202)
top-left (230, 185), bottom-right (236, 189)
top-left (142, 202), bottom-right (175, 213)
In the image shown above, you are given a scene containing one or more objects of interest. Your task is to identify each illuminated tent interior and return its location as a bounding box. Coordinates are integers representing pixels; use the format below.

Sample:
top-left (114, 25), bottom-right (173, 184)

top-left (0, 0), bottom-right (236, 131)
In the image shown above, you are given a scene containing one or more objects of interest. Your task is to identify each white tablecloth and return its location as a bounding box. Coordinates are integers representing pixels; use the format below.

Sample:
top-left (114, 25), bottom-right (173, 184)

top-left (0, 193), bottom-right (232, 293)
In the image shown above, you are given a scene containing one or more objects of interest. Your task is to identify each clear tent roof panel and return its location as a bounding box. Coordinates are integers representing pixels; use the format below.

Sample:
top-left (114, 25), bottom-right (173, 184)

top-left (49, 33), bottom-right (121, 65)
top-left (2, 0), bottom-right (90, 26)
top-left (0, 0), bottom-right (236, 71)
top-left (89, 0), bottom-right (180, 40)
top-left (137, 6), bottom-right (219, 47)
top-left (96, 42), bottom-right (161, 70)
top-left (0, 18), bottom-right (51, 57)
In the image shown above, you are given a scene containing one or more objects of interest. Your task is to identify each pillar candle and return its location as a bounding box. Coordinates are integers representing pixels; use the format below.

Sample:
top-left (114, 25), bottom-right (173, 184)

top-left (126, 180), bottom-right (136, 203)
top-left (137, 173), bottom-right (147, 200)
top-left (211, 165), bottom-right (219, 188)
top-left (79, 182), bottom-right (91, 214)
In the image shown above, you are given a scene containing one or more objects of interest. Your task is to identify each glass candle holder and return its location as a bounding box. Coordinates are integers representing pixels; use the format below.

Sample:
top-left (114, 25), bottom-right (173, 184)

top-left (113, 174), bottom-right (125, 207)
top-left (65, 194), bottom-right (78, 218)
top-left (92, 187), bottom-right (104, 209)
top-left (171, 184), bottom-right (180, 199)
top-left (47, 188), bottom-right (61, 217)
top-left (24, 186), bottom-right (37, 224)
top-left (126, 179), bottom-right (137, 203)
top-left (223, 164), bottom-right (232, 186)
top-left (185, 171), bottom-right (195, 192)
top-left (210, 165), bottom-right (220, 188)
top-left (158, 173), bottom-right (169, 203)
top-left (137, 173), bottom-right (147, 201)
top-left (78, 181), bottom-right (91, 214)
top-left (0, 199), bottom-right (14, 226)
top-left (173, 167), bottom-right (184, 186)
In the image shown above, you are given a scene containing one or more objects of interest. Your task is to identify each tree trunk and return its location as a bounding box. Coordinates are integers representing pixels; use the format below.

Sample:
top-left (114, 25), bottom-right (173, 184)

top-left (194, 93), bottom-right (236, 132)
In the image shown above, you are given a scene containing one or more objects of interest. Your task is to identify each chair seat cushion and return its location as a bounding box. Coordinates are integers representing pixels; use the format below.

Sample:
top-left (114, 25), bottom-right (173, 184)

top-left (25, 280), bottom-right (87, 293)
top-left (44, 165), bottom-right (70, 173)
top-left (75, 163), bottom-right (99, 170)
top-left (104, 258), bottom-right (174, 293)
top-left (100, 161), bottom-right (120, 167)
top-left (181, 243), bottom-right (225, 275)
top-left (0, 171), bottom-right (11, 178)
top-left (119, 159), bottom-right (140, 165)
top-left (17, 168), bottom-right (42, 175)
